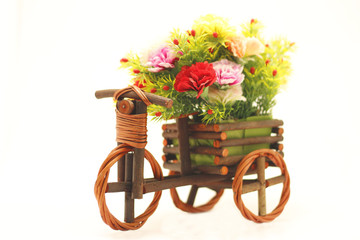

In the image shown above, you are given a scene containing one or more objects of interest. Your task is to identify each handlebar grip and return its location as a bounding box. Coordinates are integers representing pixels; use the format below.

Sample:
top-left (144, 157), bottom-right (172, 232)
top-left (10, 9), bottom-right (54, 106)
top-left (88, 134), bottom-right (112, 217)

top-left (95, 89), bottom-right (173, 108)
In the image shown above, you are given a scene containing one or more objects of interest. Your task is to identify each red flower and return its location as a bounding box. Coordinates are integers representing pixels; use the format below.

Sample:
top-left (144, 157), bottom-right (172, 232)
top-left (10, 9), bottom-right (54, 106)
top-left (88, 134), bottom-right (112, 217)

top-left (174, 62), bottom-right (216, 99)
top-left (134, 79), bottom-right (146, 88)
top-left (191, 29), bottom-right (196, 37)
top-left (250, 67), bottom-right (255, 74)
top-left (120, 58), bottom-right (128, 63)
top-left (173, 39), bottom-right (179, 45)
top-left (207, 109), bottom-right (213, 115)
top-left (213, 32), bottom-right (218, 38)
top-left (163, 85), bottom-right (170, 91)
top-left (133, 69), bottom-right (140, 74)
top-left (272, 69), bottom-right (277, 77)
top-left (150, 88), bottom-right (157, 93)
top-left (265, 59), bottom-right (270, 66)
top-left (155, 112), bottom-right (162, 117)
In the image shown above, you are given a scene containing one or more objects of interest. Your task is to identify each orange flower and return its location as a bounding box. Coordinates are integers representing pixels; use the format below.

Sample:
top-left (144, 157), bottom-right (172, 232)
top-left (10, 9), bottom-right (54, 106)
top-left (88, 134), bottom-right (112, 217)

top-left (226, 35), bottom-right (247, 58)
top-left (227, 36), bottom-right (265, 58)
top-left (245, 37), bottom-right (265, 56)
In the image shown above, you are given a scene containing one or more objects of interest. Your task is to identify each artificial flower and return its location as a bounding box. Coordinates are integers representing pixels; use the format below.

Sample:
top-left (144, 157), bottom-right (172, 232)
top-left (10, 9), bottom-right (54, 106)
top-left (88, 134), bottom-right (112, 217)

top-left (119, 15), bottom-right (294, 122)
top-left (174, 62), bottom-right (216, 98)
top-left (245, 37), bottom-right (265, 56)
top-left (227, 36), bottom-right (265, 58)
top-left (208, 84), bottom-right (246, 104)
top-left (134, 79), bottom-right (146, 88)
top-left (226, 35), bottom-right (247, 58)
top-left (145, 46), bottom-right (176, 72)
top-left (212, 59), bottom-right (245, 86)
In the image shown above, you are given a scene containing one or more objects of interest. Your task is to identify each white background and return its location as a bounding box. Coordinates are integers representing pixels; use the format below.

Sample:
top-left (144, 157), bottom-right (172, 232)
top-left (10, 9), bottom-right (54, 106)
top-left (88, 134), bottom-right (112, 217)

top-left (1, 0), bottom-right (360, 239)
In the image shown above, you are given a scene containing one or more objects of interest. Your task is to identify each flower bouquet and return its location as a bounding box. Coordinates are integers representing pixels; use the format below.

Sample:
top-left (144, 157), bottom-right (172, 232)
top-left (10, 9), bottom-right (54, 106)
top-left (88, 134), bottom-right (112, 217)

top-left (119, 15), bottom-right (294, 166)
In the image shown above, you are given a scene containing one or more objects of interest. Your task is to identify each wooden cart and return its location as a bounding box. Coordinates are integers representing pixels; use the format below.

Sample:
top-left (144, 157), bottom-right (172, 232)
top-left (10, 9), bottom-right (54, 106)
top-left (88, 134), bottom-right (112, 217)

top-left (94, 87), bottom-right (290, 231)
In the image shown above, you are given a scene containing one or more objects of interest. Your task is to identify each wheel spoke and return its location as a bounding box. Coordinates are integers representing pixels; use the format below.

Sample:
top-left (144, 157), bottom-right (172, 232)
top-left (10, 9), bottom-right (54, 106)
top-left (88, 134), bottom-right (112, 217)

top-left (124, 153), bottom-right (135, 223)
top-left (169, 171), bottom-right (224, 213)
top-left (232, 149), bottom-right (290, 223)
top-left (256, 156), bottom-right (266, 216)
top-left (186, 185), bottom-right (199, 206)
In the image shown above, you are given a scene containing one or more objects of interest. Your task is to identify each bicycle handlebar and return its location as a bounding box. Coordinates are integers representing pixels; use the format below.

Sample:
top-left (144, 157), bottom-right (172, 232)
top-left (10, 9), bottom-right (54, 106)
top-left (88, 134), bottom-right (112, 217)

top-left (95, 89), bottom-right (173, 108)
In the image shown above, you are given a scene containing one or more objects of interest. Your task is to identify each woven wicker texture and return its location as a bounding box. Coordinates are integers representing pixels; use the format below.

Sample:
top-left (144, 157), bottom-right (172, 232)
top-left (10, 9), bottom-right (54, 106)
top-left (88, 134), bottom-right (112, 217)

top-left (94, 86), bottom-right (163, 230)
top-left (169, 171), bottom-right (224, 213)
top-left (232, 149), bottom-right (290, 223)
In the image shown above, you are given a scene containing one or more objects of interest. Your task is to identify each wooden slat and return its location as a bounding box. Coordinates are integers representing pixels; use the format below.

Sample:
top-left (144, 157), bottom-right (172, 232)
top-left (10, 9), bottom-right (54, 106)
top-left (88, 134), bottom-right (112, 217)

top-left (163, 146), bottom-right (179, 154)
top-left (163, 162), bottom-right (228, 175)
top-left (266, 175), bottom-right (285, 187)
top-left (177, 118), bottom-right (192, 175)
top-left (192, 146), bottom-right (228, 157)
top-left (272, 127), bottom-right (284, 136)
top-left (162, 131), bottom-right (178, 139)
top-left (162, 123), bottom-right (220, 132)
top-left (218, 119), bottom-right (283, 131)
top-left (196, 175), bottom-right (285, 194)
top-left (107, 175), bottom-right (286, 194)
top-left (191, 131), bottom-right (227, 140)
top-left (162, 124), bottom-right (178, 131)
top-left (214, 155), bottom-right (245, 166)
top-left (163, 146), bottom-right (228, 156)
top-left (163, 131), bottom-right (227, 140)
top-left (106, 182), bottom-right (131, 193)
top-left (162, 120), bottom-right (283, 132)
top-left (270, 143), bottom-right (284, 151)
top-left (215, 136), bottom-right (283, 147)
top-left (143, 174), bottom-right (229, 193)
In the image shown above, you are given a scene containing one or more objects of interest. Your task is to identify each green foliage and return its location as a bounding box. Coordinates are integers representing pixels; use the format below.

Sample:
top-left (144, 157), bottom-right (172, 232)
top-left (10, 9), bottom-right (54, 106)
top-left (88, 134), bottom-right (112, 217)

top-left (241, 19), bottom-right (264, 39)
top-left (118, 15), bottom-right (294, 124)
top-left (199, 102), bottom-right (233, 124)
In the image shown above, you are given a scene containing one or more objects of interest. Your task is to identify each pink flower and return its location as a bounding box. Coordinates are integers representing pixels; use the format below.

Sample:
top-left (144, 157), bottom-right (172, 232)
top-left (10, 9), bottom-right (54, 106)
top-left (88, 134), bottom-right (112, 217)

top-left (146, 46), bottom-right (176, 72)
top-left (212, 59), bottom-right (245, 86)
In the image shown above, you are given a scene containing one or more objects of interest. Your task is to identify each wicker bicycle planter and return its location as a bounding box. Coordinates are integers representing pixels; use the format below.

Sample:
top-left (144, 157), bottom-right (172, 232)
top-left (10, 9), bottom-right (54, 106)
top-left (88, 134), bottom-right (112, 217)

top-left (94, 88), bottom-right (290, 230)
top-left (92, 14), bottom-right (295, 230)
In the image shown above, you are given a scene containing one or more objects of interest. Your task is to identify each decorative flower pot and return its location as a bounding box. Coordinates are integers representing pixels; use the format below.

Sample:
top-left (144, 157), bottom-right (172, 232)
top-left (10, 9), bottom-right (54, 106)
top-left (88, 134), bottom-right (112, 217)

top-left (162, 115), bottom-right (284, 168)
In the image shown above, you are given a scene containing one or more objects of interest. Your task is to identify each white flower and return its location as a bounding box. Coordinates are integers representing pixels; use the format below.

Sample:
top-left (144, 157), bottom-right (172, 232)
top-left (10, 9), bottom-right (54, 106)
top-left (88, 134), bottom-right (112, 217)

top-left (208, 84), bottom-right (246, 104)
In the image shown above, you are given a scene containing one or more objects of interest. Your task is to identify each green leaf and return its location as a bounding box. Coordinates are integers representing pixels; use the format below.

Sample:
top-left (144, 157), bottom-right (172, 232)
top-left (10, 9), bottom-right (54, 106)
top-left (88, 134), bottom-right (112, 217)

top-left (200, 86), bottom-right (209, 99)
top-left (184, 90), bottom-right (198, 98)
